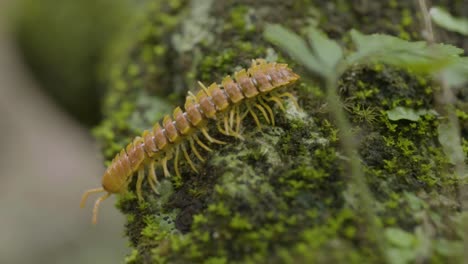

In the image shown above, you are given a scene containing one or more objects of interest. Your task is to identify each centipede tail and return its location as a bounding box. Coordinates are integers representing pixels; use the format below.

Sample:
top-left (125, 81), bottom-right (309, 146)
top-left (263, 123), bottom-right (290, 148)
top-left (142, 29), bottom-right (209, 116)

top-left (81, 59), bottom-right (300, 224)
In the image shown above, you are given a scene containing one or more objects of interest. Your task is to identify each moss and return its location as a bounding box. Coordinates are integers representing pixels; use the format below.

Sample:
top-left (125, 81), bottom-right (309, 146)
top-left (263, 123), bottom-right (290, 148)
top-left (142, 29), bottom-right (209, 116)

top-left (93, 0), bottom-right (466, 263)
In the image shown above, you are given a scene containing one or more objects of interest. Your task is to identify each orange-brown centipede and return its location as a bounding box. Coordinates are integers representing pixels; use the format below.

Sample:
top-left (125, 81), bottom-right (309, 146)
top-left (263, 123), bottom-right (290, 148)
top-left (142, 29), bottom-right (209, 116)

top-left (81, 59), bottom-right (300, 224)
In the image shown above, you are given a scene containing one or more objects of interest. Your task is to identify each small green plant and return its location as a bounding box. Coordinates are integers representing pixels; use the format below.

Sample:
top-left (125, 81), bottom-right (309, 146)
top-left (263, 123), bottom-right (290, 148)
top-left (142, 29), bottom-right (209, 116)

top-left (264, 19), bottom-right (468, 172)
top-left (264, 15), bottom-right (467, 263)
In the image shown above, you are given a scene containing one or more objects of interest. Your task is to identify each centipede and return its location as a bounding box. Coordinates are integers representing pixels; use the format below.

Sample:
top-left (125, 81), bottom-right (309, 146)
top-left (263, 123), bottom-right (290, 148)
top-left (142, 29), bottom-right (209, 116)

top-left (80, 59), bottom-right (300, 224)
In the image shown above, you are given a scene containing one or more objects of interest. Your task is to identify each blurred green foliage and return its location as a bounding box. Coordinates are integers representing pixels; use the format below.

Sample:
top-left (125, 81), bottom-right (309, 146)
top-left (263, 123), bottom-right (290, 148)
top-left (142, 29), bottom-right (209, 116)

top-left (430, 7), bottom-right (468, 35)
top-left (386, 107), bottom-right (437, 122)
top-left (13, 0), bottom-right (131, 126)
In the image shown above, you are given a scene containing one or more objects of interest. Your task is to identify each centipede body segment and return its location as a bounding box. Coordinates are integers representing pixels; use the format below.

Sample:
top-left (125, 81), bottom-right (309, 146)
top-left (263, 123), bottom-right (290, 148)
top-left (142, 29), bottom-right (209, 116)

top-left (81, 59), bottom-right (300, 224)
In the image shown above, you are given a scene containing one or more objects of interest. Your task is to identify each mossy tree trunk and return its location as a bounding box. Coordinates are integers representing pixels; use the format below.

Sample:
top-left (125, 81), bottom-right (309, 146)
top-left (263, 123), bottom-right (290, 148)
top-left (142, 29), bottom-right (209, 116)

top-left (93, 0), bottom-right (467, 263)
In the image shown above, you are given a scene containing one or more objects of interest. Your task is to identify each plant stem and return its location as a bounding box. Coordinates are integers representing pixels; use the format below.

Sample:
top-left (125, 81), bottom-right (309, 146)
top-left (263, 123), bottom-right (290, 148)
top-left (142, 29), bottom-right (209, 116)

top-left (325, 76), bottom-right (389, 263)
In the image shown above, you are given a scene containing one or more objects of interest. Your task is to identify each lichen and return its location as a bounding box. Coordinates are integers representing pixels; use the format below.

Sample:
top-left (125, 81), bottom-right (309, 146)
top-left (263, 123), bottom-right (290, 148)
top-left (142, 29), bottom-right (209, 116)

top-left (94, 0), bottom-right (466, 263)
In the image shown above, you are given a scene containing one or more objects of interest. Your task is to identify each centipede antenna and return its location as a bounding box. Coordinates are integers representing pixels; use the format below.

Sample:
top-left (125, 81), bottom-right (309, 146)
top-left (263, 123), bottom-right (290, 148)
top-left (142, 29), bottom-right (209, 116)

top-left (80, 187), bottom-right (105, 208)
top-left (92, 192), bottom-right (111, 224)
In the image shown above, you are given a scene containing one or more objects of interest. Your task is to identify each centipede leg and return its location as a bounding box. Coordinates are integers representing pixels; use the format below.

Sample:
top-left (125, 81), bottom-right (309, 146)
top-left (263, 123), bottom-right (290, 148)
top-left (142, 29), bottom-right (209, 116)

top-left (194, 134), bottom-right (212, 152)
top-left (136, 168), bottom-right (145, 201)
top-left (80, 187), bottom-right (105, 208)
top-left (265, 95), bottom-right (286, 112)
top-left (254, 102), bottom-right (271, 124)
top-left (224, 114), bottom-right (230, 136)
top-left (189, 137), bottom-right (205, 162)
top-left (235, 106), bottom-right (242, 134)
top-left (276, 92), bottom-right (300, 110)
top-left (182, 143), bottom-right (198, 173)
top-left (92, 192), bottom-right (111, 224)
top-left (201, 127), bottom-right (226, 144)
top-left (225, 108), bottom-right (244, 140)
top-left (247, 102), bottom-right (262, 129)
top-left (174, 146), bottom-right (181, 179)
top-left (259, 97), bottom-right (275, 126)
top-left (229, 106), bottom-right (235, 130)
top-left (217, 121), bottom-right (230, 136)
top-left (162, 156), bottom-right (171, 178)
top-left (148, 161), bottom-right (159, 194)
top-left (240, 106), bottom-right (250, 121)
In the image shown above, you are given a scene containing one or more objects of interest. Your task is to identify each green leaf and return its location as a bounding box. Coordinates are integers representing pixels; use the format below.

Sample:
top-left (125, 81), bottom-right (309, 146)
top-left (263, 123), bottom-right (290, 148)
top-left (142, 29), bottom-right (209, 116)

top-left (430, 7), bottom-right (468, 35)
top-left (387, 107), bottom-right (437, 121)
top-left (264, 24), bottom-right (325, 76)
top-left (385, 227), bottom-right (415, 248)
top-left (442, 57), bottom-right (468, 87)
top-left (306, 25), bottom-right (343, 76)
top-left (434, 239), bottom-right (463, 257)
top-left (347, 29), bottom-right (464, 73)
top-left (264, 24), bottom-right (343, 78)
top-left (387, 248), bottom-right (417, 264)
top-left (437, 122), bottom-right (465, 165)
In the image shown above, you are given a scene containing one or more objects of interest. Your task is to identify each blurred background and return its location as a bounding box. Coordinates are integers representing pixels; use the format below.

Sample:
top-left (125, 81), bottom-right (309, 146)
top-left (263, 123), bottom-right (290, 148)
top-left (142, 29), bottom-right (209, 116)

top-left (0, 0), bottom-right (133, 263)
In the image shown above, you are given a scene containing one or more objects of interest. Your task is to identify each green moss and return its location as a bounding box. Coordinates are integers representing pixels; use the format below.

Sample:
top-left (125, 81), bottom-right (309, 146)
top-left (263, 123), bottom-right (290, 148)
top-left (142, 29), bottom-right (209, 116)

top-left (226, 6), bottom-right (254, 33)
top-left (125, 249), bottom-right (141, 264)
